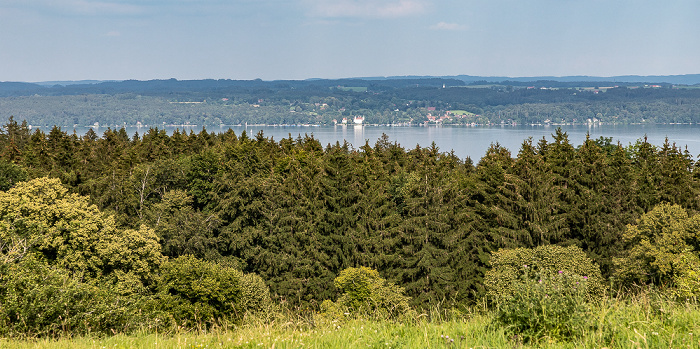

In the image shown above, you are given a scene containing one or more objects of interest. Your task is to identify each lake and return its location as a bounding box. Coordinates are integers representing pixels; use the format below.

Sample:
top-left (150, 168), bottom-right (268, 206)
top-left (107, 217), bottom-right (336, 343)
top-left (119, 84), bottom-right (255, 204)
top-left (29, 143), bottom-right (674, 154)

top-left (77, 124), bottom-right (700, 162)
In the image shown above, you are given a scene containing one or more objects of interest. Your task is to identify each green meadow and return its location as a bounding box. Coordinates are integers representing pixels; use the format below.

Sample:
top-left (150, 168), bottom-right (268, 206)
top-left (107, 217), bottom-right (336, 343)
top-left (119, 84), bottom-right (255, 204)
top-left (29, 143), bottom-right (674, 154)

top-left (448, 110), bottom-right (476, 116)
top-left (4, 292), bottom-right (700, 349)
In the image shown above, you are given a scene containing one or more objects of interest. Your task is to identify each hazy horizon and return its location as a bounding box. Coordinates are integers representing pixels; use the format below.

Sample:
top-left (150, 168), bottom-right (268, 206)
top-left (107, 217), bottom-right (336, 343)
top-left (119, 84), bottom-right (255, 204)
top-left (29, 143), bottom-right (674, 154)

top-left (2, 1), bottom-right (699, 82)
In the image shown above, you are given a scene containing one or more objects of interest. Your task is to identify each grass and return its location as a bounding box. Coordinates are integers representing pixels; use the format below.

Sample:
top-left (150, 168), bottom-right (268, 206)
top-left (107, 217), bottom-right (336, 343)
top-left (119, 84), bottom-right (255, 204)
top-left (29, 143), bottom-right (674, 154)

top-left (0, 317), bottom-right (508, 349)
top-left (3, 292), bottom-right (700, 348)
top-left (448, 110), bottom-right (476, 116)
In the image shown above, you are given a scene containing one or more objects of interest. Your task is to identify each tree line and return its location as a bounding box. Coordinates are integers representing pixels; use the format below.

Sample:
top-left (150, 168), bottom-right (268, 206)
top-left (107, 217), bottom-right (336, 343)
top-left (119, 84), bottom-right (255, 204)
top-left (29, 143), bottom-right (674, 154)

top-left (1, 116), bottom-right (699, 308)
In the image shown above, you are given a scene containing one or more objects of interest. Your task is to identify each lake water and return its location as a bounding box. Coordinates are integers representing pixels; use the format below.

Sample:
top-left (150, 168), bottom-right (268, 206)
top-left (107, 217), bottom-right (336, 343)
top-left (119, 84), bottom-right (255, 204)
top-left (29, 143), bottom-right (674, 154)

top-left (77, 124), bottom-right (700, 162)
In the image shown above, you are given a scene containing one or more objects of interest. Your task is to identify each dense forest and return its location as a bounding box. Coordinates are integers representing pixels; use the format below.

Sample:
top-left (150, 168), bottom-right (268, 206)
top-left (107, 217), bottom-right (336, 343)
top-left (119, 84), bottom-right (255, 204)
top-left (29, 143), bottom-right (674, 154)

top-left (1, 116), bottom-right (699, 309)
top-left (2, 78), bottom-right (700, 127)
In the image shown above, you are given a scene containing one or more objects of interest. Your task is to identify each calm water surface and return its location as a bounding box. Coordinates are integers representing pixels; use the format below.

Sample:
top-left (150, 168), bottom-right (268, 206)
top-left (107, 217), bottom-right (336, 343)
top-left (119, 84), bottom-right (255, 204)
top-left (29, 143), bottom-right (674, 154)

top-left (77, 124), bottom-right (700, 162)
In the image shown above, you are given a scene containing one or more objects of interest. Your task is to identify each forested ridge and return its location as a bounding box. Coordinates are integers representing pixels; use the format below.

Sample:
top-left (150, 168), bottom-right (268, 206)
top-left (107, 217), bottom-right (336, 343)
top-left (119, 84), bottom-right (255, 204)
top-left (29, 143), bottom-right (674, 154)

top-left (2, 78), bottom-right (700, 127)
top-left (1, 116), bottom-right (699, 310)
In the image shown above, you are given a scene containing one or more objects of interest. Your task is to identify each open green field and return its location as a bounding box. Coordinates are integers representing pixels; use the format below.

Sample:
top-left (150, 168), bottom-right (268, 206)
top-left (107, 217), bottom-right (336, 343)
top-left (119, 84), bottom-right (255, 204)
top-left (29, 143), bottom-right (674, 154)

top-left (335, 86), bottom-right (368, 92)
top-left (448, 110), bottom-right (476, 116)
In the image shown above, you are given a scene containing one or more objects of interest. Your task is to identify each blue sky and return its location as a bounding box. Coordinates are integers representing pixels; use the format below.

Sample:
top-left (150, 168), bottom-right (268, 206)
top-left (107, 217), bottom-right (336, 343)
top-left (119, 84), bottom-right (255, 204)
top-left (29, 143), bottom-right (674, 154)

top-left (2, 0), bottom-right (699, 82)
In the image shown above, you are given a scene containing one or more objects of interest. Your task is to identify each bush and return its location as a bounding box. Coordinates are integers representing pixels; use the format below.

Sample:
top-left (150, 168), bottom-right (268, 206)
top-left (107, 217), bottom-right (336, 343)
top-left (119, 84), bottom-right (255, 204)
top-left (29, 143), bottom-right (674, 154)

top-left (0, 177), bottom-right (164, 282)
top-left (490, 267), bottom-right (593, 343)
top-left (671, 252), bottom-right (700, 300)
top-left (613, 203), bottom-right (700, 296)
top-left (484, 245), bottom-right (604, 343)
top-left (485, 244), bottom-right (605, 301)
top-left (0, 256), bottom-right (153, 338)
top-left (156, 255), bottom-right (271, 328)
top-left (319, 267), bottom-right (414, 321)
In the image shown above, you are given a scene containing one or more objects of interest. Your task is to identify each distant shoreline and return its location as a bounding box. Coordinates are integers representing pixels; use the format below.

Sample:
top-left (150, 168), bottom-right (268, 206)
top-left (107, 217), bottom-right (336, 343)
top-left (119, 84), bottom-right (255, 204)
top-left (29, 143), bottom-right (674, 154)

top-left (25, 121), bottom-right (700, 131)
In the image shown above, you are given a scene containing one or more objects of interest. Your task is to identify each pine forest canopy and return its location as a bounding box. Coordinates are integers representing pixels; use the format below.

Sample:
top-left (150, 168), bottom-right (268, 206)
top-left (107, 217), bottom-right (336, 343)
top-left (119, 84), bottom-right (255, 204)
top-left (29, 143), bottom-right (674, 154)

top-left (1, 117), bottom-right (699, 308)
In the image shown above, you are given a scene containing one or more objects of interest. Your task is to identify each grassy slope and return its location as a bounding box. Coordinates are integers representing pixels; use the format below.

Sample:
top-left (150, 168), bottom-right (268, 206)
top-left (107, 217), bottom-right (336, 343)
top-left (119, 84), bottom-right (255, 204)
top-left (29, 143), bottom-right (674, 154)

top-left (4, 295), bottom-right (700, 349)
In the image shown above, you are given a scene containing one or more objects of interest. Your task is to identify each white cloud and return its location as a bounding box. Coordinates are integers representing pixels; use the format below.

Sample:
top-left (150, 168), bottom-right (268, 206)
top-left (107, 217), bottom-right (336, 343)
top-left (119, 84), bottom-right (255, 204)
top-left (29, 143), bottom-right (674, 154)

top-left (304, 0), bottom-right (428, 19)
top-left (430, 21), bottom-right (467, 31)
top-left (105, 30), bottom-right (121, 37)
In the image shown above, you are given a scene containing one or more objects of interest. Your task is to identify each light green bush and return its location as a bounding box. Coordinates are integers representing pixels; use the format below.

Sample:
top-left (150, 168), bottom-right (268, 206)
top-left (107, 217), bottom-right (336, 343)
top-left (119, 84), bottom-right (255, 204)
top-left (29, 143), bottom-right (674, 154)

top-left (484, 245), bottom-right (604, 343)
top-left (319, 266), bottom-right (414, 321)
top-left (485, 244), bottom-right (605, 301)
top-left (0, 178), bottom-right (166, 337)
top-left (0, 256), bottom-right (153, 338)
top-left (614, 203), bottom-right (700, 297)
top-left (156, 255), bottom-right (271, 328)
top-left (491, 268), bottom-right (593, 343)
top-left (670, 251), bottom-right (700, 299)
top-left (0, 177), bottom-right (164, 282)
top-left (239, 272), bottom-right (273, 313)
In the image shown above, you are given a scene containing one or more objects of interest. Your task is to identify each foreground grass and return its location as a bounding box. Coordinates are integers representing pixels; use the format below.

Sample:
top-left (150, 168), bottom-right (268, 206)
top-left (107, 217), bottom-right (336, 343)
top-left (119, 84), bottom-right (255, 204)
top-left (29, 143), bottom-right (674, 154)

top-left (0, 316), bottom-right (508, 349)
top-left (4, 294), bottom-right (700, 349)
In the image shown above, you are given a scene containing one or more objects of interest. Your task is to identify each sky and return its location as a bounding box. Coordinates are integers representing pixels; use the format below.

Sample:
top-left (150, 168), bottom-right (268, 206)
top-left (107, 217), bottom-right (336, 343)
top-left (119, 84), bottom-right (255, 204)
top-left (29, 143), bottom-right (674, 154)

top-left (1, 0), bottom-right (700, 82)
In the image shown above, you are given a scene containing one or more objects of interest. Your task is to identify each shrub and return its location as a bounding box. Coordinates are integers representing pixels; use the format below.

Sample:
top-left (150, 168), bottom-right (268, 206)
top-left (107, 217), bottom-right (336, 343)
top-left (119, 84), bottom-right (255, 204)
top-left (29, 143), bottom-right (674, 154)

top-left (484, 245), bottom-right (604, 343)
top-left (0, 256), bottom-right (153, 338)
top-left (670, 251), bottom-right (700, 300)
top-left (156, 255), bottom-right (271, 328)
top-left (319, 266), bottom-right (414, 321)
top-left (613, 203), bottom-right (700, 296)
top-left (0, 177), bottom-right (164, 282)
top-left (238, 272), bottom-right (274, 313)
top-left (491, 268), bottom-right (593, 343)
top-left (0, 178), bottom-right (167, 338)
top-left (485, 244), bottom-right (605, 301)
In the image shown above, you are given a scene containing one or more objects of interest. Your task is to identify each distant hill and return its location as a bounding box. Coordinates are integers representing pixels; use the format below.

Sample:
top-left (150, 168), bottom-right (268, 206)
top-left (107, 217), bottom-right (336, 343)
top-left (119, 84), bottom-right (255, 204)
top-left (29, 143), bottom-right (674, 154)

top-left (33, 80), bottom-right (119, 87)
top-left (4, 75), bottom-right (700, 128)
top-left (0, 78), bottom-right (466, 97)
top-left (2, 74), bottom-right (700, 98)
top-left (0, 82), bottom-right (45, 96)
top-left (368, 74), bottom-right (700, 85)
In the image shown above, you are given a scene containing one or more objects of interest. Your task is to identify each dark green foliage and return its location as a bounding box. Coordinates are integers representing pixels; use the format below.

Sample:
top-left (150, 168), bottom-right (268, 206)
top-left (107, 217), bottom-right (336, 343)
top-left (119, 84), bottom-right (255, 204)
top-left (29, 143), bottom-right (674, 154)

top-left (144, 190), bottom-right (223, 260)
top-left (0, 159), bottom-right (27, 191)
